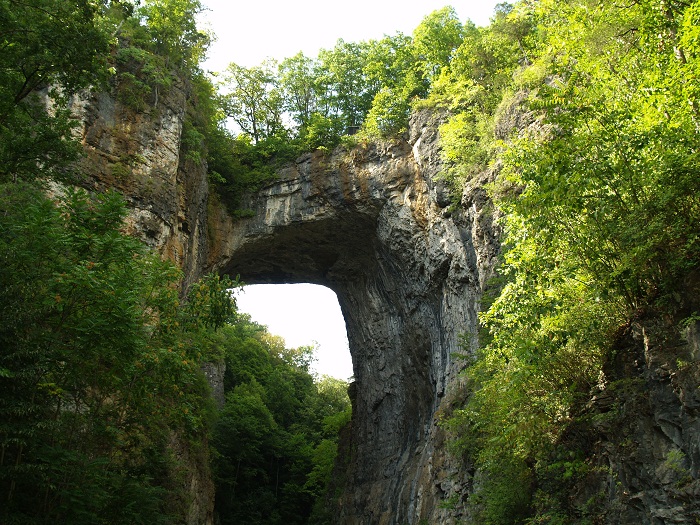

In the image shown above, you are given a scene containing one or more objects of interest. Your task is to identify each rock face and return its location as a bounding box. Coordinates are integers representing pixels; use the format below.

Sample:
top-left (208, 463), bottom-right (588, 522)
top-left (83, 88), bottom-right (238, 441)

top-left (572, 316), bottom-right (700, 524)
top-left (71, 79), bottom-right (210, 289)
top-left (72, 81), bottom-right (500, 521)
top-left (69, 82), bottom-right (215, 525)
top-left (208, 109), bottom-right (501, 523)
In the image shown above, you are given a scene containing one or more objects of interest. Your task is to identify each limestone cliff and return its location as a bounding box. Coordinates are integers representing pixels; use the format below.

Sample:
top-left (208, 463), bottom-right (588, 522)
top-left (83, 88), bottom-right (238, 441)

top-left (566, 315), bottom-right (700, 523)
top-left (69, 81), bottom-right (215, 525)
top-left (205, 108), bottom-right (700, 522)
top-left (71, 78), bottom-right (210, 290)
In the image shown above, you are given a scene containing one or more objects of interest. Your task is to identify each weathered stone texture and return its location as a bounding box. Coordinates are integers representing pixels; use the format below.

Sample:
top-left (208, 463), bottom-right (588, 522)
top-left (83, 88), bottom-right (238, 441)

top-left (71, 81), bottom-right (209, 288)
top-left (69, 83), bottom-right (214, 525)
top-left (73, 79), bottom-right (700, 523)
top-left (576, 317), bottom-right (700, 524)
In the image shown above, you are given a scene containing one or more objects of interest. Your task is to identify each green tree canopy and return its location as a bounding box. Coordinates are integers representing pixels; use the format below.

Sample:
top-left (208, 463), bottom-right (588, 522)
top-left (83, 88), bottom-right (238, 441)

top-left (0, 184), bottom-right (234, 524)
top-left (212, 316), bottom-right (350, 525)
top-left (220, 61), bottom-right (286, 144)
top-left (412, 6), bottom-right (465, 81)
top-left (443, 0), bottom-right (700, 521)
top-left (0, 0), bottom-right (116, 183)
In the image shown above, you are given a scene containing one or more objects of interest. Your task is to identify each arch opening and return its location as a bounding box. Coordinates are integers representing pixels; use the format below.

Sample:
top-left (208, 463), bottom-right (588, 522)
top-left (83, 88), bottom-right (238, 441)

top-left (209, 130), bottom-right (489, 523)
top-left (234, 283), bottom-right (353, 380)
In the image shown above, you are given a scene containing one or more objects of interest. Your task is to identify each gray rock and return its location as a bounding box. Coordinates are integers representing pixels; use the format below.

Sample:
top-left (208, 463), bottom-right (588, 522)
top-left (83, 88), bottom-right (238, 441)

top-left (72, 77), bottom-right (700, 523)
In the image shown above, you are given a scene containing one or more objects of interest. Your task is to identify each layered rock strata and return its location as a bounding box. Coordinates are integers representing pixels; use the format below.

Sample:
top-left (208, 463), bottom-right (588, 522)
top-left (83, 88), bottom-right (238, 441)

top-left (69, 83), bottom-right (214, 525)
top-left (71, 80), bottom-right (210, 289)
top-left (71, 80), bottom-right (700, 523)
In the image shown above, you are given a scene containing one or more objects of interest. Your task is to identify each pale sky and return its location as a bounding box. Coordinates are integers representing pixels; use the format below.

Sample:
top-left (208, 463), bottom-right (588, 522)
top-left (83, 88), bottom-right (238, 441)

top-left (201, 1), bottom-right (503, 379)
top-left (234, 284), bottom-right (353, 381)
top-left (200, 0), bottom-right (504, 71)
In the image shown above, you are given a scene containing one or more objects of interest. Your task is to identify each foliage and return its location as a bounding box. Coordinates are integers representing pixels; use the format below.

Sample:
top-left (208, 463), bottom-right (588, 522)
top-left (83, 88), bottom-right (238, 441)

top-left (0, 0), bottom-right (114, 105)
top-left (114, 0), bottom-right (210, 110)
top-left (425, 2), bottom-right (538, 188)
top-left (0, 0), bottom-right (353, 523)
top-left (0, 184), bottom-right (346, 524)
top-left (0, 1), bottom-right (237, 521)
top-left (412, 6), bottom-right (465, 81)
top-left (0, 0), bottom-right (117, 183)
top-left (361, 86), bottom-right (411, 137)
top-left (138, 0), bottom-right (209, 72)
top-left (211, 315), bottom-right (351, 525)
top-left (443, 0), bottom-right (700, 522)
top-left (220, 61), bottom-right (287, 144)
top-left (181, 273), bottom-right (240, 331)
top-left (210, 5), bottom-right (472, 171)
top-left (9, 0), bottom-right (699, 521)
top-left (0, 184), bottom-right (229, 524)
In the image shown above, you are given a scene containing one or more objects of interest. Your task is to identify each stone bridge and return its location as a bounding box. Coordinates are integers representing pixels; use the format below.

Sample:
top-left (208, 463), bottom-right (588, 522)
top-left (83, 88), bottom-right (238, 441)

top-left (207, 111), bottom-right (500, 524)
top-left (76, 76), bottom-right (700, 525)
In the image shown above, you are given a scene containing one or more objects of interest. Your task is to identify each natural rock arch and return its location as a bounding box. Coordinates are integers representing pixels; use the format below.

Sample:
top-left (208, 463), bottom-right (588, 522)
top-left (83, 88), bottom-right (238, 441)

top-left (208, 111), bottom-right (500, 524)
top-left (73, 85), bottom-right (500, 522)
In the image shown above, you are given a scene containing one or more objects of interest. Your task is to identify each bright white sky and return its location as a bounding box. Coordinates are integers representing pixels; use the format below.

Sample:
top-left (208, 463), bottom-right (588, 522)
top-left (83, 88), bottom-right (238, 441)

top-left (200, 0), bottom-right (503, 71)
top-left (233, 284), bottom-right (353, 380)
top-left (201, 1), bottom-right (502, 379)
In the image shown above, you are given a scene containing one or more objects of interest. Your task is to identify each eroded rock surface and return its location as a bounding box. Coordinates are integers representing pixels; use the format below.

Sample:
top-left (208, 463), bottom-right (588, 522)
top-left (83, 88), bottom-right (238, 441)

top-left (572, 317), bottom-right (700, 524)
top-left (68, 83), bottom-right (214, 525)
top-left (71, 80), bottom-right (700, 523)
top-left (71, 81), bottom-right (210, 289)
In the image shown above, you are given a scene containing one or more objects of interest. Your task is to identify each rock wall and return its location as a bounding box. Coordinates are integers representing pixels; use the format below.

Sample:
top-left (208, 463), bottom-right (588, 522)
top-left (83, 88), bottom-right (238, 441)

top-left (69, 82), bottom-right (215, 525)
top-left (71, 79), bottom-right (210, 289)
top-left (571, 316), bottom-right (700, 524)
top-left (204, 107), bottom-right (700, 523)
top-left (207, 109), bottom-right (501, 524)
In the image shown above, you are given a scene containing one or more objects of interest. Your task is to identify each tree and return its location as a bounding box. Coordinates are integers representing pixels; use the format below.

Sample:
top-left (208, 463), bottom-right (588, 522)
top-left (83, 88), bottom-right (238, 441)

top-left (137, 0), bottom-right (209, 72)
top-left (412, 7), bottom-right (465, 81)
top-left (0, 0), bottom-right (113, 107)
top-left (362, 86), bottom-right (411, 137)
top-left (359, 33), bottom-right (424, 137)
top-left (0, 0), bottom-right (115, 183)
top-left (220, 61), bottom-right (286, 144)
top-left (279, 52), bottom-right (322, 128)
top-left (317, 40), bottom-right (375, 130)
top-left (212, 316), bottom-right (351, 525)
top-left (445, 0), bottom-right (700, 521)
top-left (424, 2), bottom-right (537, 187)
top-left (0, 185), bottom-right (227, 524)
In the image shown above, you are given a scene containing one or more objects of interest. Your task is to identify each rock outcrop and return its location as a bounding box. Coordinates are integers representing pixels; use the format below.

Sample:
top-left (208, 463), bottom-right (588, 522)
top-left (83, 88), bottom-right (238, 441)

top-left (71, 79), bottom-right (210, 289)
top-left (207, 109), bottom-right (500, 523)
top-left (73, 82), bottom-right (502, 521)
top-left (568, 316), bottom-right (700, 524)
top-left (69, 82), bottom-right (215, 525)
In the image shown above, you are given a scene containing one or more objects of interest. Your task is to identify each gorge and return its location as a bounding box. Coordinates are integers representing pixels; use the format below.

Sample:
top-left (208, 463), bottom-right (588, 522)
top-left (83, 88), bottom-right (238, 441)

top-left (76, 80), bottom-right (501, 522)
top-left (3, 1), bottom-right (700, 522)
top-left (74, 78), bottom-right (700, 523)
